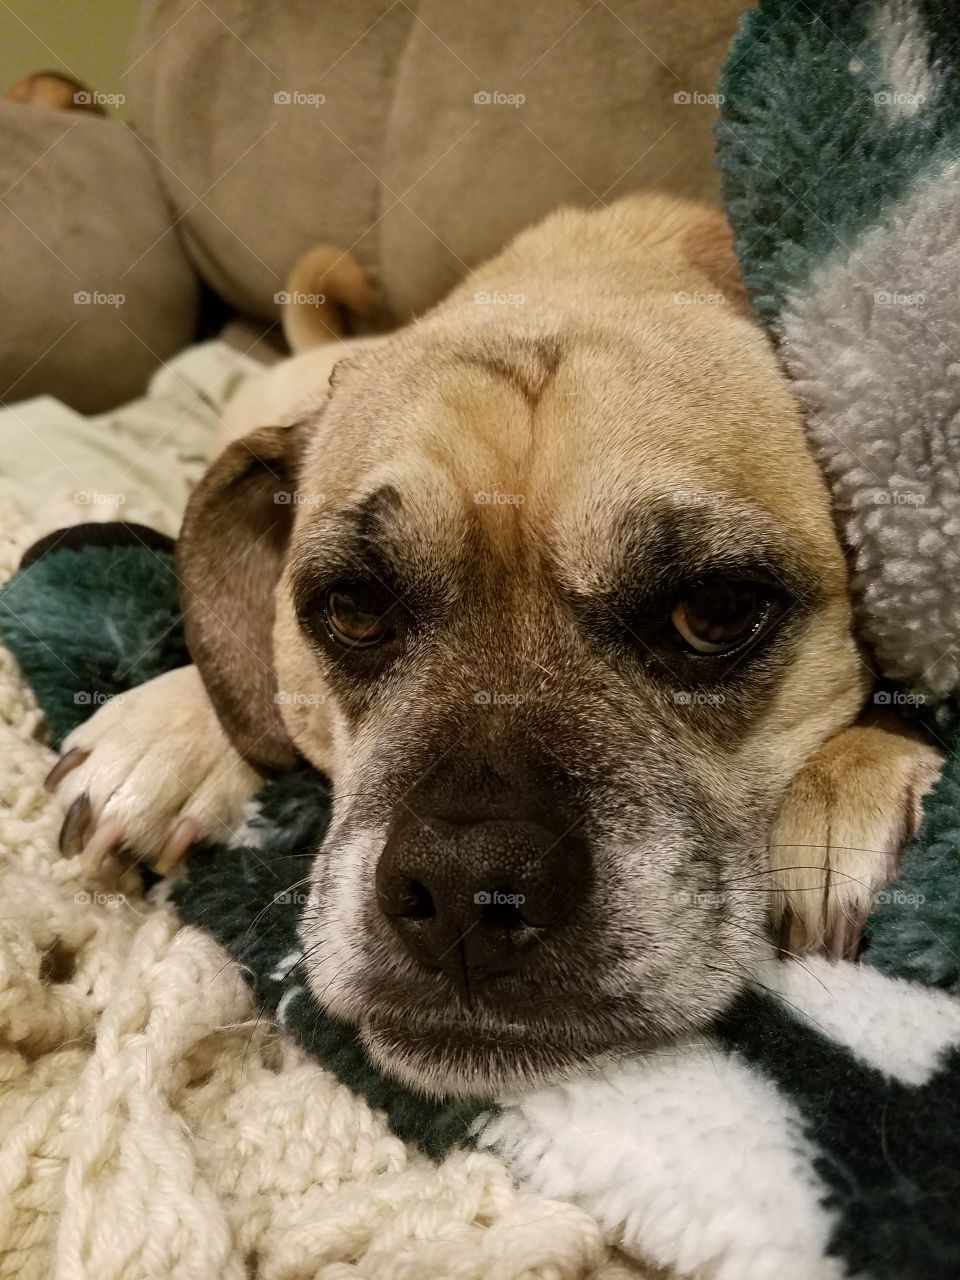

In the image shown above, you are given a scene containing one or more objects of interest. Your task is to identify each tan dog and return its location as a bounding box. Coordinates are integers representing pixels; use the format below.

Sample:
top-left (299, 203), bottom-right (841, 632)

top-left (47, 194), bottom-right (942, 1098)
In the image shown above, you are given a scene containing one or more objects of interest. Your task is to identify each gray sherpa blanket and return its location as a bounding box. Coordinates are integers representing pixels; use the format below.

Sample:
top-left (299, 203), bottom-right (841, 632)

top-left (2, 3), bottom-right (960, 1278)
top-left (718, 0), bottom-right (960, 712)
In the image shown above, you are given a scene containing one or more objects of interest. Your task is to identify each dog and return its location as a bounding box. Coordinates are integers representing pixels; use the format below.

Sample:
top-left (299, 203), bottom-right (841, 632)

top-left (46, 194), bottom-right (943, 1098)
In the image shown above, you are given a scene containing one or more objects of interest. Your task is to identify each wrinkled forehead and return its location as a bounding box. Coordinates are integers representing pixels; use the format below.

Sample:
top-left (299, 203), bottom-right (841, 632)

top-left (292, 327), bottom-right (836, 596)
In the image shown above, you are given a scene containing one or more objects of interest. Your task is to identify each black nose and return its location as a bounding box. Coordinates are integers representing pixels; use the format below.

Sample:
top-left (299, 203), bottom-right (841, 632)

top-left (375, 812), bottom-right (588, 990)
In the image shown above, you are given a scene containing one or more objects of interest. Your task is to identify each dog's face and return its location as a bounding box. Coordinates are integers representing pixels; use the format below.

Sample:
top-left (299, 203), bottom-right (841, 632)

top-left (180, 201), bottom-right (868, 1097)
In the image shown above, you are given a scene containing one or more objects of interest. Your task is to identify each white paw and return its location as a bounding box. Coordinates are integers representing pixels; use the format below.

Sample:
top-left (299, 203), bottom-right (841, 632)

top-left (45, 665), bottom-right (262, 873)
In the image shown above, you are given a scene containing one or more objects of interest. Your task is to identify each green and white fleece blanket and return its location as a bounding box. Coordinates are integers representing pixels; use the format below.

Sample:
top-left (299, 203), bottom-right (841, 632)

top-left (3, 2), bottom-right (960, 1277)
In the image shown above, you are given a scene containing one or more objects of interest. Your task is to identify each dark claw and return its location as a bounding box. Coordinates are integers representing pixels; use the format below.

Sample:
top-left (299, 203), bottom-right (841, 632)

top-left (59, 793), bottom-right (93, 857)
top-left (44, 747), bottom-right (90, 793)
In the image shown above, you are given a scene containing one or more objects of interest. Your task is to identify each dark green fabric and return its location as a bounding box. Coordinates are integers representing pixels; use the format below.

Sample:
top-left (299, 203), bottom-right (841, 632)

top-left (715, 10), bottom-right (960, 1265)
top-left (0, 540), bottom-right (186, 746)
top-left (716, 0), bottom-right (960, 326)
top-left (867, 740), bottom-right (960, 987)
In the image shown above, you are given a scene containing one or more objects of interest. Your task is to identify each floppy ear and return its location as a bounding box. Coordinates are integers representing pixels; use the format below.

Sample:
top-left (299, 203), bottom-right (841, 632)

top-left (177, 422), bottom-right (308, 772)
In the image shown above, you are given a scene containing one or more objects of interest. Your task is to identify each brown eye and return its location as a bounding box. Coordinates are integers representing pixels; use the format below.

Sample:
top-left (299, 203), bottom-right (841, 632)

top-left (671, 581), bottom-right (765, 654)
top-left (325, 584), bottom-right (398, 649)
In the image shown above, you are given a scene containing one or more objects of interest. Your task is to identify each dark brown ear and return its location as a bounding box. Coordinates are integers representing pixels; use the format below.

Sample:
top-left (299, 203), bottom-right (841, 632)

top-left (177, 423), bottom-right (308, 773)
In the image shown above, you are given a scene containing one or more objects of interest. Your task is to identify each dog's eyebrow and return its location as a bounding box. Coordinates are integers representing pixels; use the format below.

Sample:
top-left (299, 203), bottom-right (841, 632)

top-left (305, 484), bottom-right (406, 556)
top-left (599, 500), bottom-right (822, 605)
top-left (345, 484), bottom-right (404, 546)
top-left (288, 485), bottom-right (417, 615)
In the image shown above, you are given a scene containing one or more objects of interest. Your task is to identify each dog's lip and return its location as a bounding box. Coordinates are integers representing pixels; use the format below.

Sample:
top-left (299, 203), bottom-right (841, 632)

top-left (350, 941), bottom-right (703, 1034)
top-left (365, 1013), bottom-right (546, 1054)
top-left (359, 1018), bottom-right (585, 1098)
top-left (357, 1001), bottom-right (688, 1099)
top-left (359, 986), bottom-right (551, 1036)
top-left (359, 1009), bottom-right (605, 1088)
top-left (349, 943), bottom-right (754, 1061)
top-left (353, 979), bottom-right (666, 1055)
top-left (354, 975), bottom-right (579, 1043)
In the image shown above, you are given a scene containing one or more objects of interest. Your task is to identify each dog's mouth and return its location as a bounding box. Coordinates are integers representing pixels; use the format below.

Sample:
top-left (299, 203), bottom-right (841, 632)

top-left (340, 948), bottom-right (749, 1099)
top-left (355, 987), bottom-right (624, 1098)
top-left (359, 1015), bottom-right (591, 1098)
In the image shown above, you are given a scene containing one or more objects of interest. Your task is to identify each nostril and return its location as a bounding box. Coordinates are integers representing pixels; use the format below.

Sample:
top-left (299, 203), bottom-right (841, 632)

top-left (479, 888), bottom-right (527, 931)
top-left (379, 875), bottom-right (436, 920)
top-left (402, 879), bottom-right (435, 920)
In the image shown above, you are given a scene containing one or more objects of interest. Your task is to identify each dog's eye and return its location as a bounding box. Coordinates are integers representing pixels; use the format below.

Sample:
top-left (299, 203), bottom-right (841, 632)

top-left (671, 581), bottom-right (765, 655)
top-left (325, 584), bottom-right (398, 649)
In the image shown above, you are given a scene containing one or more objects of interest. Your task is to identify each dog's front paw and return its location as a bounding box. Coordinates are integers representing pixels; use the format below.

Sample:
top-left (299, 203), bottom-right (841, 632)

top-left (769, 714), bottom-right (944, 960)
top-left (44, 665), bottom-right (262, 874)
